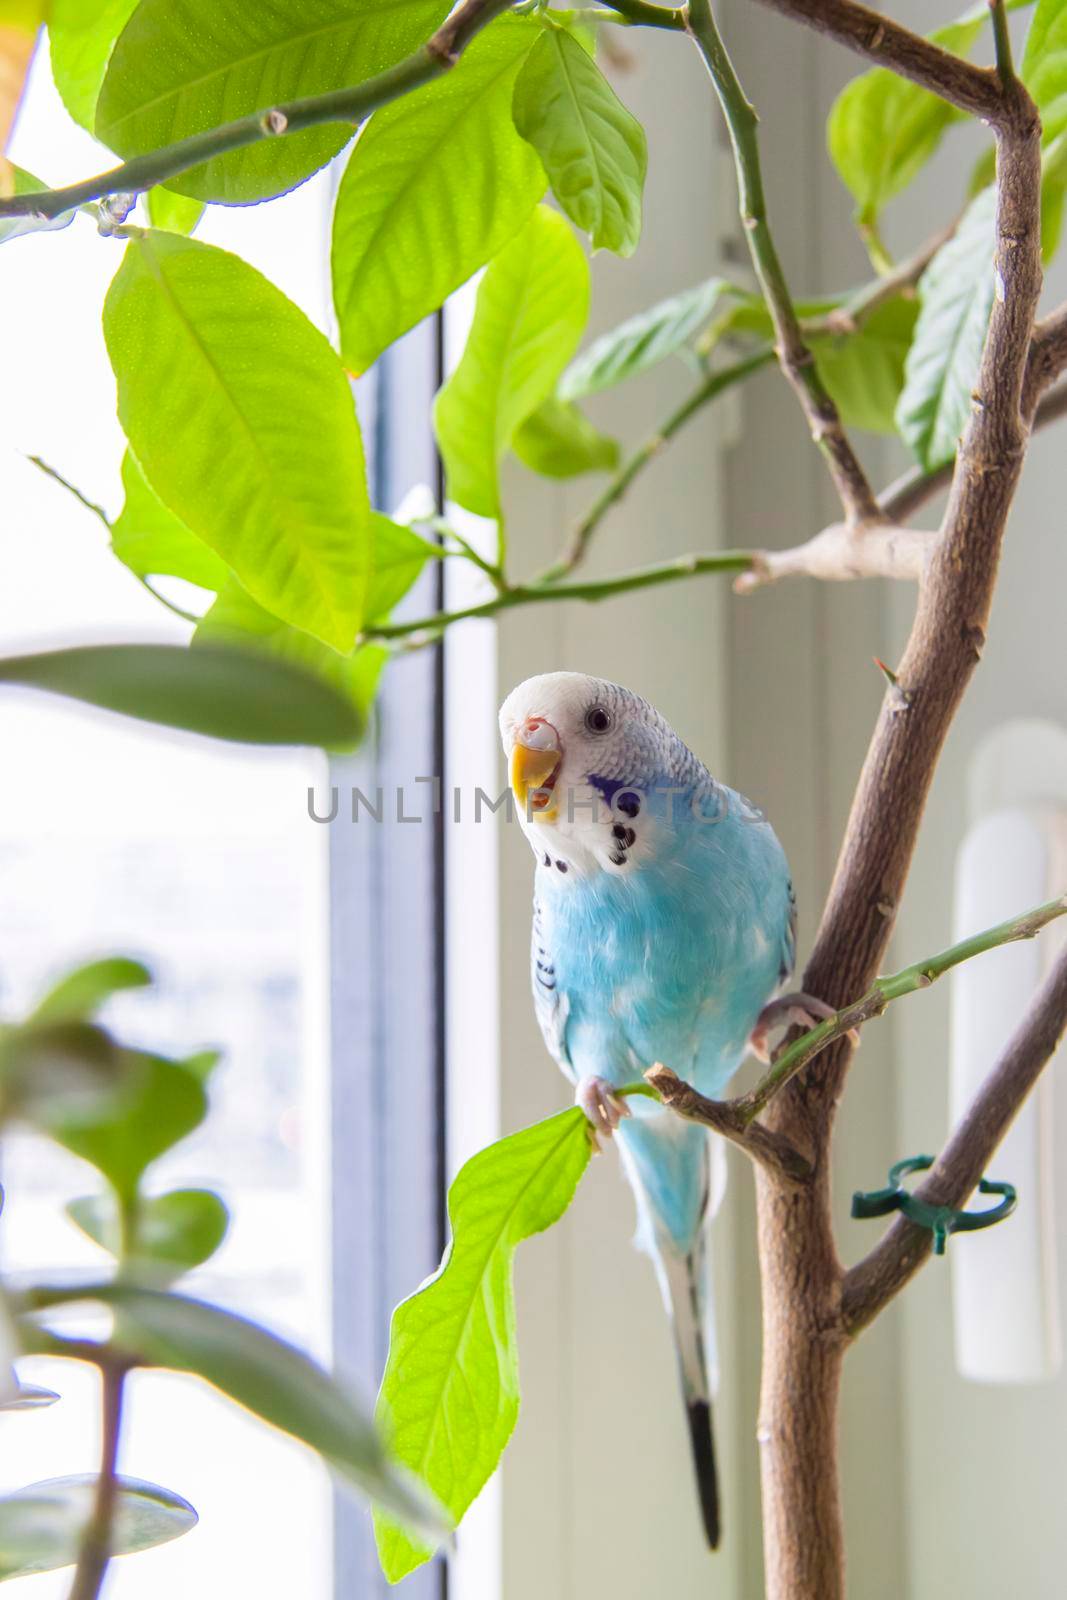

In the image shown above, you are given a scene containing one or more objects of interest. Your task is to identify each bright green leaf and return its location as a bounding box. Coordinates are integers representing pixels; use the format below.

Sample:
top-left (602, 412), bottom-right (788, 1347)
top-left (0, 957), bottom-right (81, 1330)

top-left (827, 14), bottom-right (983, 227)
top-left (110, 453), bottom-right (230, 592)
top-left (434, 205), bottom-right (589, 518)
top-left (68, 1187), bottom-right (229, 1276)
top-left (512, 25), bottom-right (646, 256)
top-left (96, 0), bottom-right (449, 204)
top-left (1023, 0), bottom-right (1067, 143)
top-left (0, 644), bottom-right (366, 747)
top-left (25, 1282), bottom-right (447, 1542)
top-left (512, 395), bottom-right (619, 477)
top-left (103, 232), bottom-right (370, 649)
top-left (30, 957), bottom-right (151, 1027)
top-left (375, 1107), bottom-right (593, 1582)
top-left (0, 1474), bottom-right (196, 1580)
top-left (895, 186), bottom-right (995, 470)
top-left (560, 278), bottom-right (737, 399)
top-left (145, 188), bottom-right (204, 235)
top-left (332, 16), bottom-right (545, 374)
top-left (808, 297), bottom-right (918, 435)
top-left (195, 583), bottom-right (386, 726)
top-left (44, 1051), bottom-right (207, 1203)
top-left (48, 0), bottom-right (138, 132)
top-left (366, 514), bottom-right (437, 622)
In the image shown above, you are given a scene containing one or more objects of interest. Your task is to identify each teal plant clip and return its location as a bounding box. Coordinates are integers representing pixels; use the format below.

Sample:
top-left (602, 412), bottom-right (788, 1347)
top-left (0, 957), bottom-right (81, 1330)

top-left (851, 1155), bottom-right (1017, 1256)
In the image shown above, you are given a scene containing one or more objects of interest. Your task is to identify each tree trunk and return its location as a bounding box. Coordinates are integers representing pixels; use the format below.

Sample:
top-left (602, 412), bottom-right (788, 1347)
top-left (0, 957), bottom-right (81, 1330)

top-left (754, 1084), bottom-right (847, 1600)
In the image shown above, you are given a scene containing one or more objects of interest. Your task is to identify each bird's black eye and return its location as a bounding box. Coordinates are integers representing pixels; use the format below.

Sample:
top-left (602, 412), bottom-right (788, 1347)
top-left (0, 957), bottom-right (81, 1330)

top-left (584, 705), bottom-right (612, 735)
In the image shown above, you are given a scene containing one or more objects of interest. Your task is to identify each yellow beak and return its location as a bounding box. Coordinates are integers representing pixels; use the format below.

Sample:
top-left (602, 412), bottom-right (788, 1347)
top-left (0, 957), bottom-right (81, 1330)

top-left (510, 741), bottom-right (560, 821)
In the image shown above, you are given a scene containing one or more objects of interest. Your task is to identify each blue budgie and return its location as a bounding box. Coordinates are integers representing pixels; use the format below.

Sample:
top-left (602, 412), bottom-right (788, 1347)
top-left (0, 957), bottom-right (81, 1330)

top-left (499, 672), bottom-right (831, 1550)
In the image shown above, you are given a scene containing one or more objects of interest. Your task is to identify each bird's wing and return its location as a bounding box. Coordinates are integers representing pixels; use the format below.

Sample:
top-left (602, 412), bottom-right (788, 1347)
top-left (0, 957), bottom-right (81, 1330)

top-left (779, 878), bottom-right (798, 988)
top-left (531, 894), bottom-right (574, 1080)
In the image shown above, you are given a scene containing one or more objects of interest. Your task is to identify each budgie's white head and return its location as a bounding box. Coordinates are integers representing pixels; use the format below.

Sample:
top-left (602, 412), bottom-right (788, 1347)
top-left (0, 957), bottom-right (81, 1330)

top-left (498, 671), bottom-right (704, 877)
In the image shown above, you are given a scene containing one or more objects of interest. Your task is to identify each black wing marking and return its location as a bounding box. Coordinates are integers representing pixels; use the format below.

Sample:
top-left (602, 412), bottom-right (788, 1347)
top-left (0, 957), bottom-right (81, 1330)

top-left (779, 881), bottom-right (798, 986)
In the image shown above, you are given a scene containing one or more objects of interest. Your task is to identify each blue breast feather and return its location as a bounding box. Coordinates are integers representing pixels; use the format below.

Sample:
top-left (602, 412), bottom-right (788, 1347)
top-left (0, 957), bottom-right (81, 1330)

top-left (531, 777), bottom-right (793, 1252)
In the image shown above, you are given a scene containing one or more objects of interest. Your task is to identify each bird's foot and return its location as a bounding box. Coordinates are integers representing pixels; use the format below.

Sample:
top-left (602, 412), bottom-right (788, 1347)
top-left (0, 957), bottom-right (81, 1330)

top-left (575, 1075), bottom-right (632, 1151)
top-left (748, 991), bottom-right (859, 1064)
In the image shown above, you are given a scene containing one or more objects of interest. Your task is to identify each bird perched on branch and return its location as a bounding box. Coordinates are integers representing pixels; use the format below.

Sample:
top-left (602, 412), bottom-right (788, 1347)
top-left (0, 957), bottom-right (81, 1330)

top-left (499, 671), bottom-right (828, 1551)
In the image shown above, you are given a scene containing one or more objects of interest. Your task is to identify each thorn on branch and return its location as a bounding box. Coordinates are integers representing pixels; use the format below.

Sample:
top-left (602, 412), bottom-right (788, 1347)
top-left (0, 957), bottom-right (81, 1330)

top-left (260, 108), bottom-right (288, 135)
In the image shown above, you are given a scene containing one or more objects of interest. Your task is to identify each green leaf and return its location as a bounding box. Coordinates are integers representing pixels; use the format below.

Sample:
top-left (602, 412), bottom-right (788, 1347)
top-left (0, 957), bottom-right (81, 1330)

top-left (194, 584), bottom-right (386, 726)
top-left (25, 1283), bottom-right (446, 1542)
top-left (0, 1023), bottom-right (130, 1129)
top-left (332, 16), bottom-right (545, 374)
top-left (374, 1107), bottom-right (593, 1582)
top-left (808, 297), bottom-right (918, 435)
top-left (366, 514), bottom-right (437, 622)
top-left (68, 1187), bottom-right (229, 1276)
top-left (0, 1475), bottom-right (196, 1580)
top-left (0, 644), bottom-right (366, 747)
top-left (434, 205), bottom-right (589, 518)
top-left (48, 0), bottom-right (138, 131)
top-left (895, 186), bottom-right (995, 470)
top-left (29, 957), bottom-right (151, 1027)
top-left (110, 453), bottom-right (230, 591)
top-left (145, 188), bottom-right (204, 235)
top-left (560, 278), bottom-right (736, 399)
top-left (512, 396), bottom-right (619, 477)
top-left (44, 1051), bottom-right (208, 1203)
top-left (827, 14), bottom-right (983, 227)
top-left (1023, 0), bottom-right (1067, 143)
top-left (103, 232), bottom-right (370, 649)
top-left (95, 0), bottom-right (450, 204)
top-left (512, 25), bottom-right (646, 256)
top-left (0, 168), bottom-right (76, 245)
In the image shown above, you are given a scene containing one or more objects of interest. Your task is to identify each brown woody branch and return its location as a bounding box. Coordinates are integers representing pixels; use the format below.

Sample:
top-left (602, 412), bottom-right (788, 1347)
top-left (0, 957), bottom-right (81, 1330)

top-left (842, 942), bottom-right (1067, 1333)
top-left (644, 1065), bottom-right (814, 1184)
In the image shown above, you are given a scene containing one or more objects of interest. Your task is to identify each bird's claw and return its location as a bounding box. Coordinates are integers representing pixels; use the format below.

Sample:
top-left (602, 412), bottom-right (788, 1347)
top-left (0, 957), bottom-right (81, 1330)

top-left (748, 991), bottom-right (860, 1064)
top-left (576, 1075), bottom-right (631, 1151)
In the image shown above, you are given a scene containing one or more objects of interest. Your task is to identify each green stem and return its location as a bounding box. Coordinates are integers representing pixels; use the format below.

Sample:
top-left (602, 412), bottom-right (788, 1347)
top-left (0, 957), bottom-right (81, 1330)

top-left (596, 0), bottom-right (688, 27)
top-left (736, 894), bottom-right (1067, 1125)
top-left (68, 1360), bottom-right (127, 1600)
top-left (989, 0), bottom-right (1017, 99)
top-left (363, 548), bottom-right (755, 641)
top-left (539, 347), bottom-right (774, 582)
top-left (0, 0), bottom-right (515, 220)
top-left (684, 0), bottom-right (882, 525)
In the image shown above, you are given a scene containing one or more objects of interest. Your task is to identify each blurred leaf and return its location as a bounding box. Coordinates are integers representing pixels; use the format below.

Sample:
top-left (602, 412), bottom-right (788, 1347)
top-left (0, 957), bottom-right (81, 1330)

top-left (560, 278), bottom-right (737, 399)
top-left (0, 166), bottom-right (76, 244)
top-left (145, 188), bottom-right (204, 235)
top-left (512, 24), bottom-right (646, 256)
top-left (827, 13), bottom-right (983, 227)
top-left (808, 297), bottom-right (918, 435)
top-left (512, 396), bottom-right (619, 477)
top-left (365, 514), bottom-right (437, 622)
top-left (26, 1283), bottom-right (448, 1541)
top-left (103, 233), bottom-right (370, 649)
top-left (1023, 0), bottom-right (1067, 143)
top-left (95, 0), bottom-right (450, 203)
top-left (895, 186), bottom-right (995, 469)
top-left (68, 1187), bottom-right (229, 1276)
top-left (0, 1382), bottom-right (59, 1411)
top-left (332, 16), bottom-right (544, 374)
top-left (0, 644), bottom-right (366, 747)
top-left (435, 205), bottom-right (589, 518)
top-left (48, 0), bottom-right (138, 131)
top-left (195, 584), bottom-right (386, 725)
top-left (375, 1108), bottom-right (593, 1582)
top-left (29, 957), bottom-right (151, 1027)
top-left (0, 2), bottom-right (39, 159)
top-left (0, 1474), bottom-right (196, 1580)
top-left (0, 1022), bottom-right (130, 1129)
top-left (44, 1051), bottom-right (207, 1203)
top-left (110, 453), bottom-right (229, 591)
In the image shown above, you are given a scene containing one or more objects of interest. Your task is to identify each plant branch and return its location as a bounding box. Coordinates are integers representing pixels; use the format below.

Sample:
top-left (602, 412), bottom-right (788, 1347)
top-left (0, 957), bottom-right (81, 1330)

top-left (811, 221), bottom-right (956, 337)
top-left (748, 0), bottom-right (1004, 122)
top-left (0, 0), bottom-right (517, 221)
top-left (842, 939), bottom-right (1067, 1334)
top-left (645, 1065), bottom-right (814, 1183)
top-left (989, 0), bottom-right (1018, 100)
top-left (68, 1359), bottom-right (128, 1600)
top-left (596, 0), bottom-right (689, 28)
top-left (686, 0), bottom-right (882, 526)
